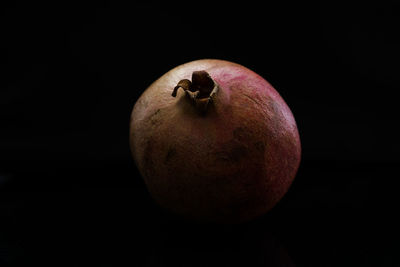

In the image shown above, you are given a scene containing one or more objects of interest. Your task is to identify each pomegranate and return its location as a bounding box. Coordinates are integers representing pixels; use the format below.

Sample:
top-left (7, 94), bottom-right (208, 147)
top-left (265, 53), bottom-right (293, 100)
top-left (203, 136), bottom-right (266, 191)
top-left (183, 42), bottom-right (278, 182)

top-left (130, 59), bottom-right (301, 223)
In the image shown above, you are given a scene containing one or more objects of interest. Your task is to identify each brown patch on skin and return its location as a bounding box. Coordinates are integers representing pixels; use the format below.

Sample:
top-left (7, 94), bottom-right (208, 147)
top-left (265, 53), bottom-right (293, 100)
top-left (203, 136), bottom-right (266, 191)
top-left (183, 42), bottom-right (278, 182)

top-left (242, 93), bottom-right (263, 108)
top-left (254, 141), bottom-right (266, 153)
top-left (233, 127), bottom-right (251, 142)
top-left (215, 140), bottom-right (248, 163)
top-left (230, 144), bottom-right (247, 162)
top-left (164, 147), bottom-right (177, 164)
top-left (149, 109), bottom-right (161, 126)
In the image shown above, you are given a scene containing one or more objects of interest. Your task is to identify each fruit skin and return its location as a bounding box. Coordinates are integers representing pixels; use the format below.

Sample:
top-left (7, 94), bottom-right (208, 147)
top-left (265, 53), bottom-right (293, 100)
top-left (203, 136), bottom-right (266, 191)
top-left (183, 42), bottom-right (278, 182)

top-left (130, 59), bottom-right (301, 223)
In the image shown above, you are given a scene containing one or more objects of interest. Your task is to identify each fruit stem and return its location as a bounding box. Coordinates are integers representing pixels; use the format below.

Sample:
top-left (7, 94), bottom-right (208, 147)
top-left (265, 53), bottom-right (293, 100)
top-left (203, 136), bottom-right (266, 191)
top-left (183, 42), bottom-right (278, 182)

top-left (172, 70), bottom-right (219, 114)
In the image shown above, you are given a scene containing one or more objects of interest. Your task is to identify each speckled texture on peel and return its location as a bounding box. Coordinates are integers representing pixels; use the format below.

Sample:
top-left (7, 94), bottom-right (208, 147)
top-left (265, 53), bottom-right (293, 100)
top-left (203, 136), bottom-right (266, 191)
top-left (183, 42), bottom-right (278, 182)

top-left (130, 59), bottom-right (301, 223)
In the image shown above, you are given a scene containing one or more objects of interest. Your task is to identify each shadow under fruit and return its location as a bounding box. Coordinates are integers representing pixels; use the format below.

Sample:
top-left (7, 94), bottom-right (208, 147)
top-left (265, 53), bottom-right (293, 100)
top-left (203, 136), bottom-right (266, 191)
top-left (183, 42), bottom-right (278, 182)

top-left (130, 59), bottom-right (301, 223)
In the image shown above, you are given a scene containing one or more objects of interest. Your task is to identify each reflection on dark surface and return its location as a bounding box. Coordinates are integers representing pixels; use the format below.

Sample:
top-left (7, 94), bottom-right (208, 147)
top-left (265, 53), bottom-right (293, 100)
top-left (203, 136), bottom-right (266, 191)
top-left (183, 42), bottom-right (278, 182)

top-left (0, 159), bottom-right (295, 266)
top-left (0, 159), bottom-right (398, 266)
top-left (144, 220), bottom-right (295, 267)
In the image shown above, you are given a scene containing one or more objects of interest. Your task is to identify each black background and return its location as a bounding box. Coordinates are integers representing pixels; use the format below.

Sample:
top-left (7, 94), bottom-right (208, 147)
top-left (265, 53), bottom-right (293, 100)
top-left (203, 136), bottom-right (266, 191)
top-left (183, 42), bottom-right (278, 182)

top-left (1, 1), bottom-right (399, 266)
